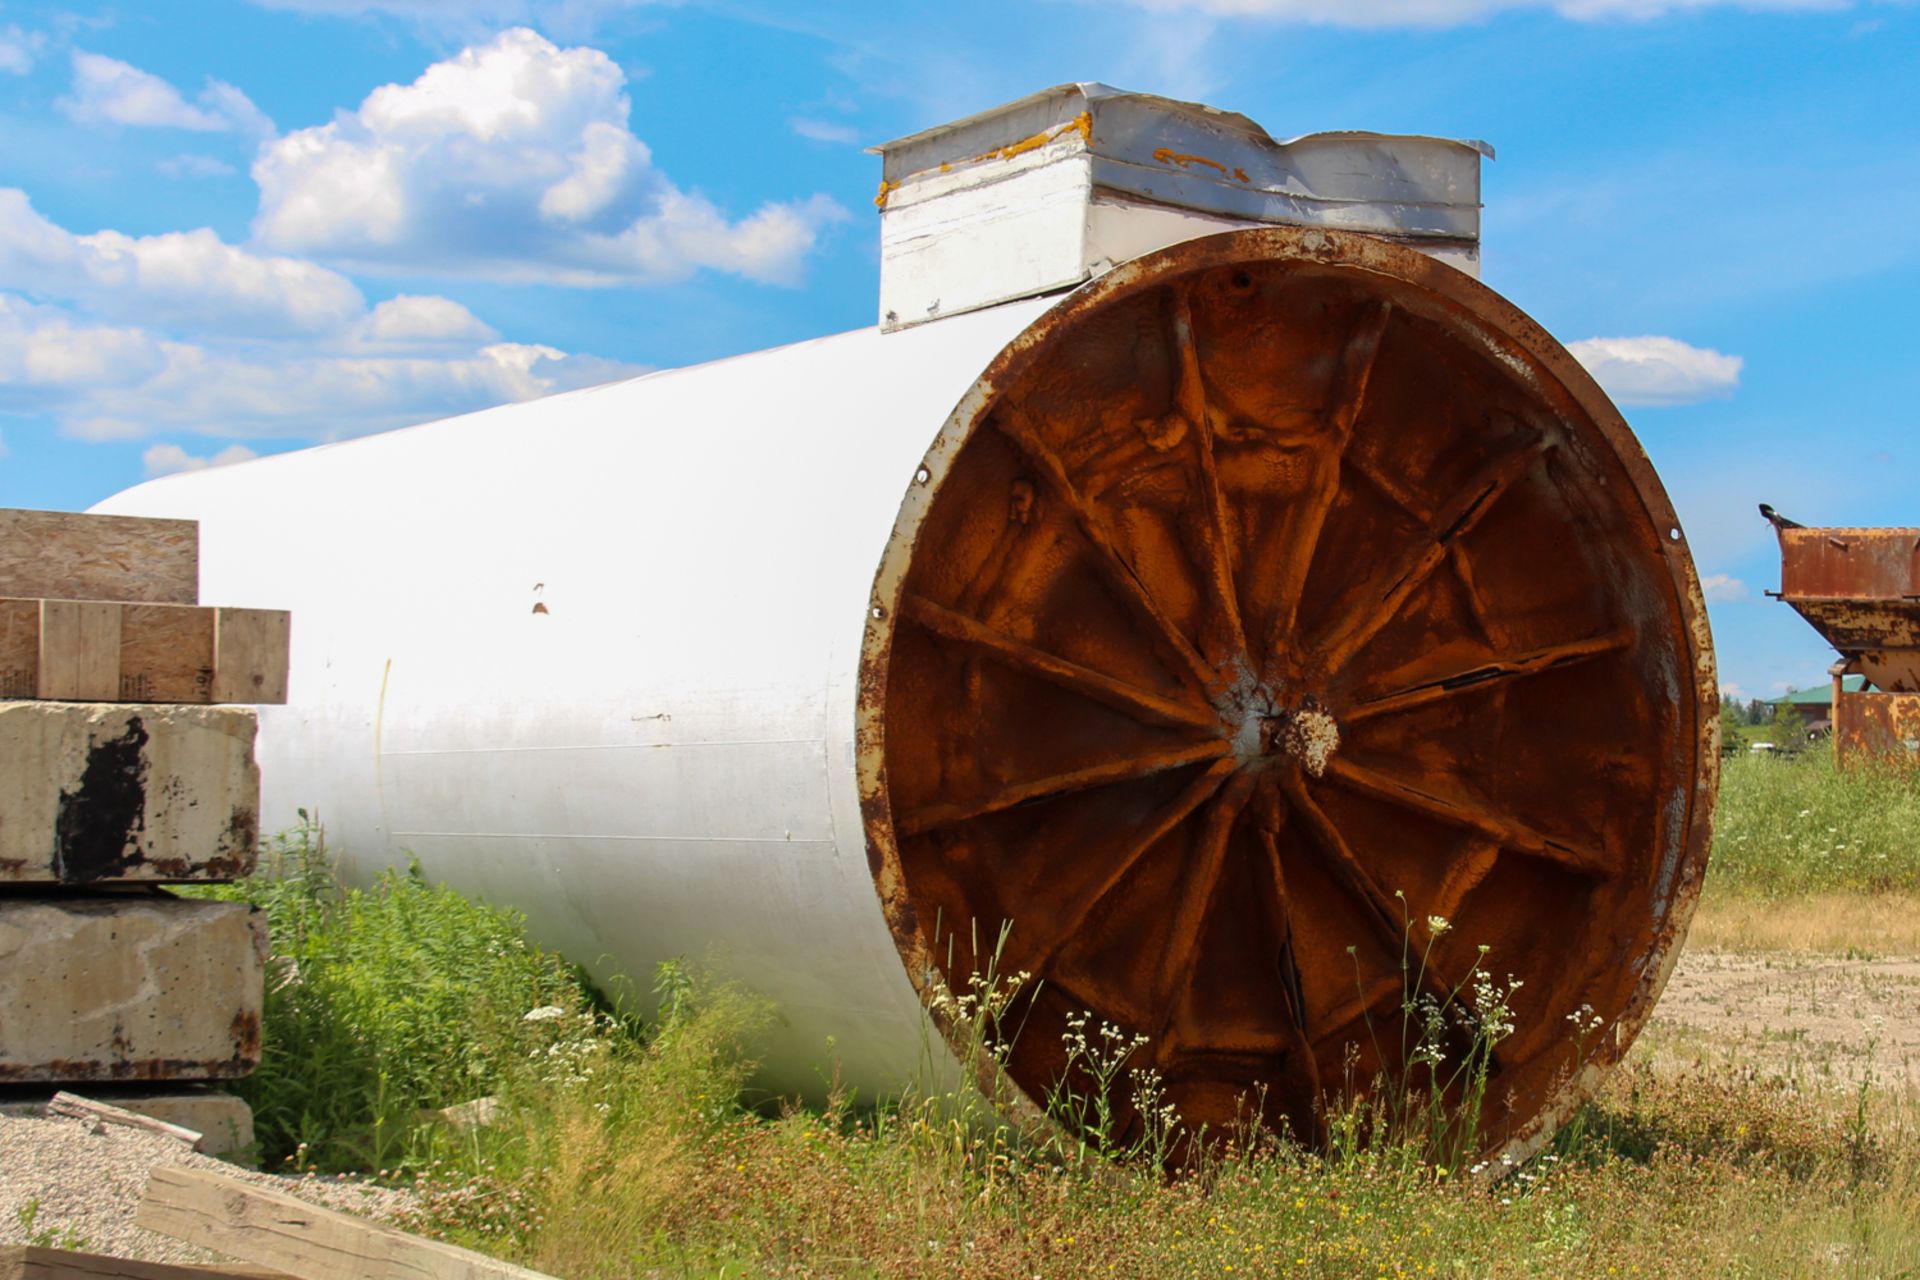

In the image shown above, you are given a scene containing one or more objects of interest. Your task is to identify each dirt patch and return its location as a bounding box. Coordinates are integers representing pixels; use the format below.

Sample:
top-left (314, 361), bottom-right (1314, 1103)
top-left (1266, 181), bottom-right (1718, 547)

top-left (1646, 950), bottom-right (1920, 1090)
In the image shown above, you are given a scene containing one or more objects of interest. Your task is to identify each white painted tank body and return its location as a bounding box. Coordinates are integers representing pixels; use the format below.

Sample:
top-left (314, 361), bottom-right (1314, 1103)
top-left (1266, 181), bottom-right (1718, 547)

top-left (94, 295), bottom-right (1057, 1097)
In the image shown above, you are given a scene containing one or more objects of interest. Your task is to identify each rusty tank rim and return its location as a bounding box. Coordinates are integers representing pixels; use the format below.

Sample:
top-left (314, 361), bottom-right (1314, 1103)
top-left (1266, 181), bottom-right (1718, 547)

top-left (856, 226), bottom-right (1718, 1165)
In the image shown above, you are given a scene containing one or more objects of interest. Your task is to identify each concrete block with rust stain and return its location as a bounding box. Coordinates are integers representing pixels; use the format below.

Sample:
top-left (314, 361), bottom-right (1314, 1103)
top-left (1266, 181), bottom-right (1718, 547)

top-left (0, 897), bottom-right (266, 1082)
top-left (0, 701), bottom-right (259, 883)
top-left (104, 1088), bottom-right (256, 1158)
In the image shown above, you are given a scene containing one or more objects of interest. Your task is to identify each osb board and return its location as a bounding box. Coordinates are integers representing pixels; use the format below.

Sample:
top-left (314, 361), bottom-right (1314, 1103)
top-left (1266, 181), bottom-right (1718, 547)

top-left (0, 510), bottom-right (197, 606)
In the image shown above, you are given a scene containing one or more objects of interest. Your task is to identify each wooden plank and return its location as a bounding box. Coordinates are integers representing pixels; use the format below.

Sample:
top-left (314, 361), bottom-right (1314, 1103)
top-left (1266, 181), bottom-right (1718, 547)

top-left (137, 1167), bottom-right (559, 1280)
top-left (211, 610), bottom-right (290, 705)
top-left (0, 598), bottom-right (38, 699)
top-left (0, 599), bottom-right (288, 705)
top-left (1, 1244), bottom-right (288, 1280)
top-left (47, 1091), bottom-right (205, 1151)
top-left (0, 509), bottom-right (197, 605)
top-left (38, 601), bottom-right (122, 701)
top-left (117, 605), bottom-right (216, 702)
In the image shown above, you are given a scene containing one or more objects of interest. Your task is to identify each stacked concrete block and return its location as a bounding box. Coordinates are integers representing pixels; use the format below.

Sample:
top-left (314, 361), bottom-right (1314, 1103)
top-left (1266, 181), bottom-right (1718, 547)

top-left (0, 508), bottom-right (288, 1160)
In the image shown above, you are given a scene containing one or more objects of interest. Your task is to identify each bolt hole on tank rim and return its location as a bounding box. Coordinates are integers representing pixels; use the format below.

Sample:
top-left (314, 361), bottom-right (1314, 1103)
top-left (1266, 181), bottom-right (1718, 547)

top-left (859, 226), bottom-right (1716, 1166)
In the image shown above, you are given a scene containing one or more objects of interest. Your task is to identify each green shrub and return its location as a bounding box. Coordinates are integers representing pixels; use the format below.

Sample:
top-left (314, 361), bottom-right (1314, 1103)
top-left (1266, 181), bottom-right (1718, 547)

top-left (193, 817), bottom-right (605, 1171)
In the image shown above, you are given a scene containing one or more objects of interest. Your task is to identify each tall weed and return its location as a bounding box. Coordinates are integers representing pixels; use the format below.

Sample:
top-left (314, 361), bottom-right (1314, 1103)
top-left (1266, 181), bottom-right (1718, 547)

top-left (192, 817), bottom-right (603, 1170)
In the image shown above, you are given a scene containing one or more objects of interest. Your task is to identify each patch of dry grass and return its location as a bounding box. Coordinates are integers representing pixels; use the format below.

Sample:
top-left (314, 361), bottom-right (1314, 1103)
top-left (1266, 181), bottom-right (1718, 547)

top-left (388, 958), bottom-right (1920, 1280)
top-left (404, 1053), bottom-right (1920, 1279)
top-left (1688, 892), bottom-right (1920, 955)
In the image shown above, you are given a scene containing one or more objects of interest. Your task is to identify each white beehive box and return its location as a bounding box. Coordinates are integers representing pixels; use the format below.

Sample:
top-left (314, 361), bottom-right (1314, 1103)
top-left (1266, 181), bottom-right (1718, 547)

top-left (873, 82), bottom-right (1491, 330)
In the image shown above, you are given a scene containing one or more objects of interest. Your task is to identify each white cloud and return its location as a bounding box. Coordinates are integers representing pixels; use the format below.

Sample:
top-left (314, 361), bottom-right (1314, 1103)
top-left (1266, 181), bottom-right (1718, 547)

top-left (0, 25), bottom-right (43, 73)
top-left (62, 340), bottom-right (639, 442)
top-left (2, 33), bottom-right (716, 454)
top-left (0, 288), bottom-right (641, 442)
top-left (355, 294), bottom-right (498, 346)
top-left (1122, 0), bottom-right (1850, 23)
top-left (790, 117), bottom-right (862, 145)
top-left (0, 188), bottom-right (365, 337)
top-left (1566, 335), bottom-right (1743, 407)
top-left (196, 79), bottom-right (277, 141)
top-left (1701, 572), bottom-right (1748, 603)
top-left (1719, 680), bottom-right (1744, 699)
top-left (0, 182), bottom-right (642, 445)
top-left (251, 28), bottom-right (846, 286)
top-left (60, 52), bottom-right (275, 138)
top-left (0, 294), bottom-right (166, 391)
top-left (158, 154), bottom-right (239, 179)
top-left (144, 442), bottom-right (259, 477)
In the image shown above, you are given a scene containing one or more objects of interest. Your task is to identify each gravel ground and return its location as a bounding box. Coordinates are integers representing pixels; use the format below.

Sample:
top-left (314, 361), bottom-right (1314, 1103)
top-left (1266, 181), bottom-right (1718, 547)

top-left (0, 1111), bottom-right (414, 1265)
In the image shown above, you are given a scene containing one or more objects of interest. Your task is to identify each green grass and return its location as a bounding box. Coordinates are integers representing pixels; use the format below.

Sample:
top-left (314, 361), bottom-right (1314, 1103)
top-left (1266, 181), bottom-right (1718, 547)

top-left (205, 782), bottom-right (1920, 1277)
top-left (1709, 744), bottom-right (1920, 896)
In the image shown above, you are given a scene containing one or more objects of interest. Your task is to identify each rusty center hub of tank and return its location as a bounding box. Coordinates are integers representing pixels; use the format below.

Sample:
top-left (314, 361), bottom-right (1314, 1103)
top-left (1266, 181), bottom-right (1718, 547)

top-left (1265, 705), bottom-right (1340, 776)
top-left (858, 227), bottom-right (1716, 1165)
top-left (1213, 676), bottom-right (1340, 775)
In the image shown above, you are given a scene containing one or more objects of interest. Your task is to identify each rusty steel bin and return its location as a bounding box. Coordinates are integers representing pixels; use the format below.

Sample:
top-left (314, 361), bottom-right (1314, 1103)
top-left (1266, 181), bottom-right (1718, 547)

top-left (1769, 516), bottom-right (1920, 763)
top-left (99, 227), bottom-right (1717, 1166)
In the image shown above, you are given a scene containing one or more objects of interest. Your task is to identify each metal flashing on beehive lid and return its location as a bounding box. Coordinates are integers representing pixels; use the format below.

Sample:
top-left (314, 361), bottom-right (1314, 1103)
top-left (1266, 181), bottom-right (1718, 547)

top-left (872, 82), bottom-right (1491, 331)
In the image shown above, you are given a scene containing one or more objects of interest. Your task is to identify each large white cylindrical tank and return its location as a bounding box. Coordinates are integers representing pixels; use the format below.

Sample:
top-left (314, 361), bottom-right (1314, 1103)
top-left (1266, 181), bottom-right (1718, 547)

top-left (97, 227), bottom-right (1716, 1160)
top-left (96, 295), bottom-right (1055, 1095)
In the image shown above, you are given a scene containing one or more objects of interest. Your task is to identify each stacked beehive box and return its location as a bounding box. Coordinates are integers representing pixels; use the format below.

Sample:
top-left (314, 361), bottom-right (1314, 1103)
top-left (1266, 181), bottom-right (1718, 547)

top-left (0, 508), bottom-right (288, 1157)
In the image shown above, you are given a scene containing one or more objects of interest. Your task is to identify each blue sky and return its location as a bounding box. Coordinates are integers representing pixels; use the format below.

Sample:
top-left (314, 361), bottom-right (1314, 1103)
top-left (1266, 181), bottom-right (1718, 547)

top-left (0, 0), bottom-right (1914, 700)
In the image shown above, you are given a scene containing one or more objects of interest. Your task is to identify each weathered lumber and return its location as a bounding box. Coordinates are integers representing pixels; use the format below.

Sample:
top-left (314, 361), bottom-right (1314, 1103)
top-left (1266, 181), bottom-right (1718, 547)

top-left (0, 1245), bottom-right (286, 1280)
top-left (136, 1167), bottom-right (559, 1280)
top-left (0, 1088), bottom-right (254, 1157)
top-left (0, 600), bottom-right (289, 705)
top-left (0, 898), bottom-right (266, 1082)
top-left (207, 609), bottom-right (290, 705)
top-left (0, 510), bottom-right (197, 606)
top-left (28, 601), bottom-right (121, 702)
top-left (47, 1091), bottom-right (205, 1150)
top-left (0, 702), bottom-right (259, 884)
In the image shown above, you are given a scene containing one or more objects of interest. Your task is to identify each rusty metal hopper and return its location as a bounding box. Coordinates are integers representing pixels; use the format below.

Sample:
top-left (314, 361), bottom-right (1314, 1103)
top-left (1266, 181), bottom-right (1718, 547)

top-left (1767, 511), bottom-right (1920, 761)
top-left (1769, 516), bottom-right (1920, 692)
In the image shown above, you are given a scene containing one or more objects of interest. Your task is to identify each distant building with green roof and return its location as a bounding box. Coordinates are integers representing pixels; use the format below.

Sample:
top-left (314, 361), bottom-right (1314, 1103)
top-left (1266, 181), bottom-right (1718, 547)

top-left (1770, 674), bottom-right (1874, 732)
